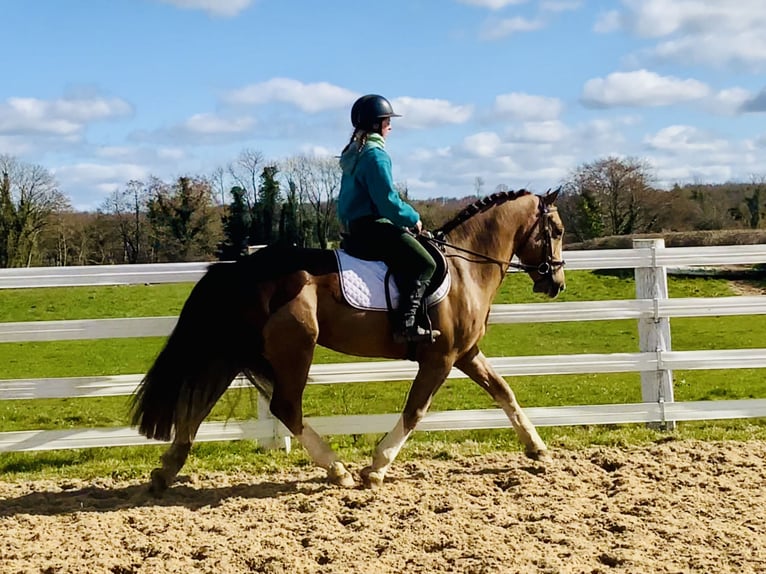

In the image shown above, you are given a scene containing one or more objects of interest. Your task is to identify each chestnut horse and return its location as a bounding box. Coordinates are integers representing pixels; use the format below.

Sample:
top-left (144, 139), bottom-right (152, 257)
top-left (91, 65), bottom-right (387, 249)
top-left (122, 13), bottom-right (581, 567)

top-left (131, 189), bottom-right (565, 493)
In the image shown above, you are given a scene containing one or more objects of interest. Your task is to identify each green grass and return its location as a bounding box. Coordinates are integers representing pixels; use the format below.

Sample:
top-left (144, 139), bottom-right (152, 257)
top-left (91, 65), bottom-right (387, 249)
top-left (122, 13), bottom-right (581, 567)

top-left (1, 270), bottom-right (765, 480)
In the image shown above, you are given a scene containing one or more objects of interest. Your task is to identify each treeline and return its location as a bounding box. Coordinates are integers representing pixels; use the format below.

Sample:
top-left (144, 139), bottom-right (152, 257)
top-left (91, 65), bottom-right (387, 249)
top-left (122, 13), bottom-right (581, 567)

top-left (557, 157), bottom-right (766, 243)
top-left (1, 153), bottom-right (764, 268)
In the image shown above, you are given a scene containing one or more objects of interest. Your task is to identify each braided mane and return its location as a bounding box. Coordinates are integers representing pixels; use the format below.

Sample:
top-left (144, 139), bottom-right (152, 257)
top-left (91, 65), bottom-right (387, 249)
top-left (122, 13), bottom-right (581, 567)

top-left (435, 189), bottom-right (532, 236)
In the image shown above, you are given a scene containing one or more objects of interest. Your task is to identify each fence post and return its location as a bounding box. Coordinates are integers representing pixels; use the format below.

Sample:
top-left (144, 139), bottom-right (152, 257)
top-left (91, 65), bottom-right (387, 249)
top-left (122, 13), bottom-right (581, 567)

top-left (257, 394), bottom-right (292, 452)
top-left (633, 238), bottom-right (675, 430)
top-left (240, 371), bottom-right (292, 452)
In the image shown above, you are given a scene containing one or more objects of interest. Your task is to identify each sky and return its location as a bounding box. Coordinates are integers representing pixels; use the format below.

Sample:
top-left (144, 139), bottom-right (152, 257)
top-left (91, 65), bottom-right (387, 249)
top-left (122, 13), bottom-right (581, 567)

top-left (2, 0), bottom-right (766, 211)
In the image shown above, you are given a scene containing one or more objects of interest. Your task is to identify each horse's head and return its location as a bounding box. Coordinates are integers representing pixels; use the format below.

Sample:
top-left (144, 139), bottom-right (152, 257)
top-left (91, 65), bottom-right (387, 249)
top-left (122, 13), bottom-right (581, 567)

top-left (515, 189), bottom-right (566, 298)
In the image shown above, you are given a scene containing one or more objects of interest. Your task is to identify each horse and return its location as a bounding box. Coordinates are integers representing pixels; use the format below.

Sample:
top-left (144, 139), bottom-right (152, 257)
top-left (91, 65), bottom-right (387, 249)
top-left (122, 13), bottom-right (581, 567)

top-left (131, 188), bottom-right (566, 493)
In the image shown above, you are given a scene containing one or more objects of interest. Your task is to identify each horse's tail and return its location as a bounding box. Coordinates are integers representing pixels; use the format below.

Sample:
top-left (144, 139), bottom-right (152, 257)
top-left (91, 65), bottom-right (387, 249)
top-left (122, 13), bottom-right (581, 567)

top-left (131, 247), bottom-right (288, 441)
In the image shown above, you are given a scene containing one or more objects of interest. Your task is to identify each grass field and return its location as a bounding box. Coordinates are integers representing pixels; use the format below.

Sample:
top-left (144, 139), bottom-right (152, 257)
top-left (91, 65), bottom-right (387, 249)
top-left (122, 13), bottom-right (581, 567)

top-left (1, 270), bottom-right (765, 480)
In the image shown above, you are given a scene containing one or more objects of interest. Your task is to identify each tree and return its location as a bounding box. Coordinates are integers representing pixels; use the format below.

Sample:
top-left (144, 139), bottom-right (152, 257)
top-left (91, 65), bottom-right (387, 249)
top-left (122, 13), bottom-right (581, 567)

top-left (743, 176), bottom-right (765, 229)
top-left (253, 165), bottom-right (281, 245)
top-left (0, 155), bottom-right (70, 267)
top-left (279, 180), bottom-right (304, 247)
top-left (310, 157), bottom-right (341, 248)
top-left (227, 149), bottom-right (264, 214)
top-left (562, 156), bottom-right (657, 239)
top-left (99, 180), bottom-right (149, 263)
top-left (281, 155), bottom-right (340, 248)
top-left (146, 176), bottom-right (220, 261)
top-left (217, 186), bottom-right (252, 259)
top-left (474, 176), bottom-right (485, 198)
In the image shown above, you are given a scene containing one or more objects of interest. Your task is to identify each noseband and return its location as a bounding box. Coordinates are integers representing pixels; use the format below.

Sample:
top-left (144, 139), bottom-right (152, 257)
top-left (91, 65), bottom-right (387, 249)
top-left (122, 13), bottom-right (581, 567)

top-left (428, 195), bottom-right (565, 277)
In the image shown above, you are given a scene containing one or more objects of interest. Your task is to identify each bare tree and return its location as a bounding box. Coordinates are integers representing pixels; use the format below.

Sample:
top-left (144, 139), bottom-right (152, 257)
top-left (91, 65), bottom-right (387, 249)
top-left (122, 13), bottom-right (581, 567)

top-left (474, 176), bottom-right (485, 198)
top-left (100, 179), bottom-right (149, 263)
top-left (281, 155), bottom-right (341, 248)
top-left (210, 166), bottom-right (227, 206)
top-left (280, 155), bottom-right (311, 246)
top-left (0, 154), bottom-right (69, 267)
top-left (562, 156), bottom-right (658, 238)
top-left (227, 149), bottom-right (264, 211)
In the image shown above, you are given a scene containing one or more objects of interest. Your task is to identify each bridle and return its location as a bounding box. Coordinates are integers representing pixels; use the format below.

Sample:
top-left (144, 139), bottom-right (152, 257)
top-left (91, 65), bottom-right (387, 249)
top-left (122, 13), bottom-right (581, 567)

top-left (427, 194), bottom-right (565, 277)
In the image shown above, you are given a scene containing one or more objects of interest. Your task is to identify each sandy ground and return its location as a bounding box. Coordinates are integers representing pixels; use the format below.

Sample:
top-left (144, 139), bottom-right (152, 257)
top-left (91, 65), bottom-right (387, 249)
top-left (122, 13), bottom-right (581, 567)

top-left (1, 439), bottom-right (765, 574)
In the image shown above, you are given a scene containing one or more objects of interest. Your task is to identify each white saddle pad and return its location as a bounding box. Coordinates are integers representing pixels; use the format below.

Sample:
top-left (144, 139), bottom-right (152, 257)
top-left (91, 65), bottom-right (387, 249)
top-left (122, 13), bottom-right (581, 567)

top-left (335, 250), bottom-right (450, 311)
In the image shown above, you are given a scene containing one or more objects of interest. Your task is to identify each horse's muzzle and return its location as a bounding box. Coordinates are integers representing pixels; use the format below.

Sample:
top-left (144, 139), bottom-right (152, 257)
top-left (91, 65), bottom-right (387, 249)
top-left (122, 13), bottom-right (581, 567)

top-left (533, 276), bottom-right (565, 298)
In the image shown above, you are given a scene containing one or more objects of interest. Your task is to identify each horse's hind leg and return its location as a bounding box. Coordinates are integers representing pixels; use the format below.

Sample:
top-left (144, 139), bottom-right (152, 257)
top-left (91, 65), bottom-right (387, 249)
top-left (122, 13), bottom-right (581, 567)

top-left (262, 289), bottom-right (355, 488)
top-left (455, 346), bottom-right (548, 460)
top-left (361, 356), bottom-right (454, 488)
top-left (150, 366), bottom-right (239, 494)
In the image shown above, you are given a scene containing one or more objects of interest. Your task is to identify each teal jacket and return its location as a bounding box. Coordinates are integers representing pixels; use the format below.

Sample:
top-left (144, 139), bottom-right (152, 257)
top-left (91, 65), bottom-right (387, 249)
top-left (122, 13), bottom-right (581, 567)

top-left (337, 134), bottom-right (420, 230)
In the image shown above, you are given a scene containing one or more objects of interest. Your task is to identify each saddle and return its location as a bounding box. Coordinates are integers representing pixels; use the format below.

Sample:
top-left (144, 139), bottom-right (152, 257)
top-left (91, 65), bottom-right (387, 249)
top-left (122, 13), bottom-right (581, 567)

top-left (335, 234), bottom-right (450, 312)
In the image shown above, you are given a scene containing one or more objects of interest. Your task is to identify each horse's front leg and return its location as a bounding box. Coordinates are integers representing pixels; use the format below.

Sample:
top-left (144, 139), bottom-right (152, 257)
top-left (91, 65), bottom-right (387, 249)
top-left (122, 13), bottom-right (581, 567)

top-left (455, 346), bottom-right (548, 460)
top-left (361, 356), bottom-right (454, 488)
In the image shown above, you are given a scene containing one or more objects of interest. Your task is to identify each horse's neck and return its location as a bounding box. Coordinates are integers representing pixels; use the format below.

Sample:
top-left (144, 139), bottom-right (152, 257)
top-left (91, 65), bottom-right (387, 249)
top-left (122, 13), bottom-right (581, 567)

top-left (448, 197), bottom-right (532, 301)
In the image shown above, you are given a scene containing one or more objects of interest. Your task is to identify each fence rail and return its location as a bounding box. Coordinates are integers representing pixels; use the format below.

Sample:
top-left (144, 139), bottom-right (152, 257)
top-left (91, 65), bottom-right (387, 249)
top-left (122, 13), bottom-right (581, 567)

top-left (1, 240), bottom-right (765, 452)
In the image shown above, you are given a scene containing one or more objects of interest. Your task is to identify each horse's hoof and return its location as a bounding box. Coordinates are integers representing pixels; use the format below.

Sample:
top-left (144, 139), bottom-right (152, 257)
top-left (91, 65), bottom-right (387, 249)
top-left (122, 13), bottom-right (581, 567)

top-left (526, 448), bottom-right (551, 463)
top-left (328, 462), bottom-right (355, 488)
top-left (360, 466), bottom-right (385, 489)
top-left (149, 468), bottom-right (170, 496)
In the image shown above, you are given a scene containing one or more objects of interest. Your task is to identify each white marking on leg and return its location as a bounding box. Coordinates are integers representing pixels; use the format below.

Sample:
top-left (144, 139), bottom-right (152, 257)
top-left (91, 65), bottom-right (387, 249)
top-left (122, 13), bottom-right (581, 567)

top-left (295, 422), bottom-right (355, 487)
top-left (497, 396), bottom-right (546, 453)
top-left (371, 417), bottom-right (412, 474)
top-left (294, 423), bottom-right (338, 469)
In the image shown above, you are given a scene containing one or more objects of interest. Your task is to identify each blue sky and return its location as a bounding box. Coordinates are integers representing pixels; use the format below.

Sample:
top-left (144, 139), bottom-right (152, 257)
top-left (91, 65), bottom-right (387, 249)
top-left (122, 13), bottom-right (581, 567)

top-left (2, 0), bottom-right (765, 210)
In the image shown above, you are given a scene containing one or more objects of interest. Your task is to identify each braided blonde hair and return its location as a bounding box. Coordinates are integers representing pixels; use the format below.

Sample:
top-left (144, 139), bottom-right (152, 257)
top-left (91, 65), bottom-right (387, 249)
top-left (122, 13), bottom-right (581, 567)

top-left (341, 128), bottom-right (371, 155)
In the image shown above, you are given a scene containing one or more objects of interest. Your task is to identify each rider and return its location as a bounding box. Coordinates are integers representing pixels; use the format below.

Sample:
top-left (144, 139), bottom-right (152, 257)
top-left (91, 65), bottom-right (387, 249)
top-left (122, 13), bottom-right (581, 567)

top-left (337, 94), bottom-right (439, 344)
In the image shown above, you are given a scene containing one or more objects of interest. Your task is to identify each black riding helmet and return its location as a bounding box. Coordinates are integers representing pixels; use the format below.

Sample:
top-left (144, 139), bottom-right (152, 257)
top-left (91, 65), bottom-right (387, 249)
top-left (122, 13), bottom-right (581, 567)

top-left (351, 94), bottom-right (401, 132)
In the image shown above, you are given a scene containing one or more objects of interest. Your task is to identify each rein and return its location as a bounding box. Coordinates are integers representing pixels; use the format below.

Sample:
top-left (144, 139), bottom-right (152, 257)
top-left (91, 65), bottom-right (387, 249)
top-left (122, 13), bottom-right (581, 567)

top-left (428, 193), bottom-right (565, 276)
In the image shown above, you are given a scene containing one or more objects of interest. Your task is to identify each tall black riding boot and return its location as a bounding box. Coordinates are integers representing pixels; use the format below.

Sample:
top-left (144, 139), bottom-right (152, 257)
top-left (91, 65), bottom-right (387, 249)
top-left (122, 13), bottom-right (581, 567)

top-left (393, 280), bottom-right (441, 344)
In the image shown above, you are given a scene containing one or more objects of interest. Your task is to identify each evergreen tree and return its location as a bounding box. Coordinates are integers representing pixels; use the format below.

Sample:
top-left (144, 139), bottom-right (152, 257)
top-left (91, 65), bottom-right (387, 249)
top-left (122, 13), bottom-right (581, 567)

top-left (279, 181), bottom-right (302, 247)
top-left (218, 186), bottom-right (252, 260)
top-left (0, 170), bottom-right (12, 268)
top-left (147, 176), bottom-right (220, 261)
top-left (745, 190), bottom-right (760, 229)
top-left (253, 165), bottom-right (281, 245)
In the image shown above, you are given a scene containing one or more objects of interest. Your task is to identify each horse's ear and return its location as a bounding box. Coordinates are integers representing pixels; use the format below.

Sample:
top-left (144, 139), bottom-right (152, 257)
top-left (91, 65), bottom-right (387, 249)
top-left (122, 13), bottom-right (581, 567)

top-left (543, 187), bottom-right (561, 206)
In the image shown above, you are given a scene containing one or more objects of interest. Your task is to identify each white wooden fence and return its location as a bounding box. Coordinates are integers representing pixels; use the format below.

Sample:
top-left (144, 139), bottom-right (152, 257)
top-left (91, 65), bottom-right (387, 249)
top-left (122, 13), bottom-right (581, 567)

top-left (1, 239), bottom-right (766, 453)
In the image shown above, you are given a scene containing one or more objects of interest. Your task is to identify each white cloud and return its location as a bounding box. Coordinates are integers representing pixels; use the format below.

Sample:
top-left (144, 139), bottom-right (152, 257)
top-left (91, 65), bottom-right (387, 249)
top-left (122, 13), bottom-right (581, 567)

top-left (130, 112), bottom-right (255, 144)
top-left (644, 125), bottom-right (728, 153)
top-left (223, 78), bottom-right (357, 113)
top-left (603, 1), bottom-right (766, 69)
top-left (182, 113), bottom-right (255, 134)
top-left (157, 148), bottom-right (186, 161)
top-left (53, 162), bottom-right (149, 185)
top-left (593, 10), bottom-right (620, 33)
top-left (392, 97), bottom-right (474, 129)
top-left (581, 69), bottom-right (710, 108)
top-left (53, 162), bottom-right (151, 209)
top-left (94, 145), bottom-right (187, 163)
top-left (706, 88), bottom-right (753, 116)
top-left (154, 0), bottom-right (253, 17)
top-left (493, 92), bottom-right (563, 121)
top-left (0, 96), bottom-right (132, 136)
top-left (480, 16), bottom-right (544, 39)
top-left (540, 1), bottom-right (581, 13)
top-left (506, 120), bottom-right (570, 143)
top-left (462, 131), bottom-right (503, 157)
top-left (0, 135), bottom-right (35, 155)
top-left (457, 0), bottom-right (527, 9)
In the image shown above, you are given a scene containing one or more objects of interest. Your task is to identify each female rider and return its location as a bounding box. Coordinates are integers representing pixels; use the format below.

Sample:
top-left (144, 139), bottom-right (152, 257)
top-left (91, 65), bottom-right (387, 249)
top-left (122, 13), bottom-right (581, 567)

top-left (337, 94), bottom-right (439, 344)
